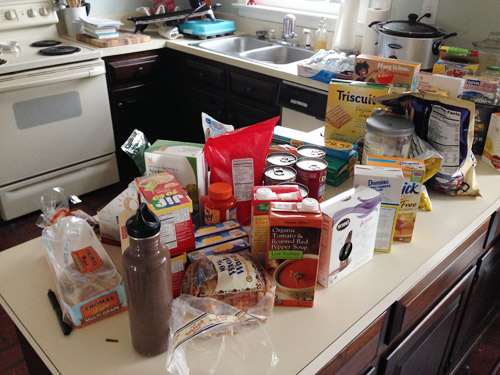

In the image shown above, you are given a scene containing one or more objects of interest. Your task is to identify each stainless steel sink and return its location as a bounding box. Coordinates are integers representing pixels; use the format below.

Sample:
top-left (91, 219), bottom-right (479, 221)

top-left (190, 35), bottom-right (315, 66)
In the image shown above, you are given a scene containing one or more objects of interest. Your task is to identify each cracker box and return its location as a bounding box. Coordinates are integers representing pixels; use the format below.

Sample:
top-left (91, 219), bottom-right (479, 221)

top-left (144, 140), bottom-right (207, 227)
top-left (324, 79), bottom-right (391, 143)
top-left (366, 156), bottom-right (425, 242)
top-left (194, 220), bottom-right (241, 238)
top-left (251, 186), bottom-right (302, 265)
top-left (318, 186), bottom-right (381, 288)
top-left (135, 172), bottom-right (195, 256)
top-left (417, 71), bottom-right (465, 98)
top-left (353, 165), bottom-right (404, 252)
top-left (482, 113), bottom-right (500, 173)
top-left (353, 55), bottom-right (420, 93)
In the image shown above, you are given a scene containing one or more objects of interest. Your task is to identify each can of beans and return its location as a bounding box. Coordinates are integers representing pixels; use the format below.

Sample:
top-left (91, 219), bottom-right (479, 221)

top-left (266, 152), bottom-right (297, 168)
top-left (278, 182), bottom-right (309, 199)
top-left (264, 166), bottom-right (297, 185)
top-left (296, 145), bottom-right (327, 160)
top-left (295, 157), bottom-right (327, 201)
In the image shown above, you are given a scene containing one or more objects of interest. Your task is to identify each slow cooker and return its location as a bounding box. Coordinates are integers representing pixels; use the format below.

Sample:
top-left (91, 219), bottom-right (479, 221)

top-left (370, 13), bottom-right (457, 70)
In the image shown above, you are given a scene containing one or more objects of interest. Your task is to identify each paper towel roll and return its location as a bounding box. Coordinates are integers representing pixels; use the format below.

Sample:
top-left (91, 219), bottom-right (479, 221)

top-left (334, 0), bottom-right (360, 51)
top-left (361, 7), bottom-right (390, 55)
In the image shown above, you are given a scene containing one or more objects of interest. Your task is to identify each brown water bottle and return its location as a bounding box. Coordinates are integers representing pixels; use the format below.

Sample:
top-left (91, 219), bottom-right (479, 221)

top-left (123, 203), bottom-right (173, 356)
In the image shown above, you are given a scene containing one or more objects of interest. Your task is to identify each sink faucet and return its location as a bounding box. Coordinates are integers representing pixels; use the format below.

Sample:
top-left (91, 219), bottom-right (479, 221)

top-left (281, 14), bottom-right (299, 46)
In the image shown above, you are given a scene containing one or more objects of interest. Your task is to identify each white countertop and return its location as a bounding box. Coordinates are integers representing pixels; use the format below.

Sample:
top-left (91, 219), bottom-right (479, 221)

top-left (1, 162), bottom-right (499, 375)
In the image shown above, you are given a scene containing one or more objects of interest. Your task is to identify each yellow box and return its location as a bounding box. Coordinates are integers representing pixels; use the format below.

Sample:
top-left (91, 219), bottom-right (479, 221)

top-left (324, 79), bottom-right (391, 143)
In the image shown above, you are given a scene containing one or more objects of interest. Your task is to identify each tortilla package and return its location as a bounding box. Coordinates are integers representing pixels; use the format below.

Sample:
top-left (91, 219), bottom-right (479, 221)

top-left (375, 93), bottom-right (479, 196)
top-left (204, 117), bottom-right (279, 225)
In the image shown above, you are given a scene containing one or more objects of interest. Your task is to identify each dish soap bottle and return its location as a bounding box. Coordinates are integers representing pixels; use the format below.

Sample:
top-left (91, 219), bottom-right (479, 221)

top-left (123, 203), bottom-right (173, 357)
top-left (314, 18), bottom-right (328, 52)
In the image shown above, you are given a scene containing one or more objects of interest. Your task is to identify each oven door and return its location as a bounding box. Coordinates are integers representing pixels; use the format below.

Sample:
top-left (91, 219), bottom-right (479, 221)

top-left (0, 60), bottom-right (116, 186)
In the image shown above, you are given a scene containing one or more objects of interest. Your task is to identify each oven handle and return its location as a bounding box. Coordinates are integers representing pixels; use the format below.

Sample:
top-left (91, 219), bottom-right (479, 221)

top-left (0, 65), bottom-right (106, 93)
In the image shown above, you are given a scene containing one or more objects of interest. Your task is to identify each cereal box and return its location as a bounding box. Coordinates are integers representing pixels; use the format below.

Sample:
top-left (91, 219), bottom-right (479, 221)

top-left (482, 113), bottom-right (500, 173)
top-left (318, 186), bottom-right (381, 287)
top-left (353, 165), bottom-right (404, 252)
top-left (135, 172), bottom-right (195, 256)
top-left (324, 79), bottom-right (391, 143)
top-left (144, 140), bottom-right (207, 227)
top-left (353, 55), bottom-right (421, 93)
top-left (366, 156), bottom-right (425, 242)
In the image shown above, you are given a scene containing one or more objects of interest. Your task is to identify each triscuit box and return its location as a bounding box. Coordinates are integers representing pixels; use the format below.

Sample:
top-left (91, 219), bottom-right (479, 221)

top-left (318, 186), bottom-right (381, 288)
top-left (353, 55), bottom-right (420, 93)
top-left (97, 182), bottom-right (139, 247)
top-left (482, 113), bottom-right (500, 173)
top-left (135, 172), bottom-right (195, 256)
top-left (366, 156), bottom-right (425, 243)
top-left (145, 140), bottom-right (207, 227)
top-left (324, 79), bottom-right (391, 143)
top-left (353, 165), bottom-right (404, 252)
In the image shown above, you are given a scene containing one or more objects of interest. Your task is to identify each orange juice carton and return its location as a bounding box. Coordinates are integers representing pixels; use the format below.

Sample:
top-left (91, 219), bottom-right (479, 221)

top-left (353, 55), bottom-right (421, 93)
top-left (324, 78), bottom-right (391, 143)
top-left (366, 156), bottom-right (425, 242)
top-left (318, 186), bottom-right (381, 288)
top-left (135, 172), bottom-right (195, 256)
top-left (144, 140), bottom-right (207, 227)
top-left (251, 186), bottom-right (303, 265)
top-left (482, 113), bottom-right (500, 173)
top-left (195, 227), bottom-right (248, 250)
top-left (267, 198), bottom-right (323, 307)
top-left (186, 238), bottom-right (250, 263)
top-left (353, 165), bottom-right (404, 253)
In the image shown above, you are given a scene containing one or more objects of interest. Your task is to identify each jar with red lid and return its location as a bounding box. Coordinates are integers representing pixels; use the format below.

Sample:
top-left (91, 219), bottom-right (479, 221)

top-left (204, 182), bottom-right (237, 225)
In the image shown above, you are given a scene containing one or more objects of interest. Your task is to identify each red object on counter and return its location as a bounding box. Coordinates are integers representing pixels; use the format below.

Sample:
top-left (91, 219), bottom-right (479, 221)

top-left (204, 182), bottom-right (237, 225)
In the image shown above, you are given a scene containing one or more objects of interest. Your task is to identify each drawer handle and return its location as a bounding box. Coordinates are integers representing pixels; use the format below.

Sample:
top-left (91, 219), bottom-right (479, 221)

top-left (136, 66), bottom-right (144, 76)
top-left (198, 72), bottom-right (206, 79)
top-left (246, 86), bottom-right (255, 93)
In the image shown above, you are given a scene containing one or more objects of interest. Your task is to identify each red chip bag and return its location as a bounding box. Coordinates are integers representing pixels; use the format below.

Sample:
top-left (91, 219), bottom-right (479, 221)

top-left (204, 117), bottom-right (279, 225)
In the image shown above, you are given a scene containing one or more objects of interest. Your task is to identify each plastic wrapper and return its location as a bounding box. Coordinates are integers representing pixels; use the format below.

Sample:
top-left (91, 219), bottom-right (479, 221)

top-left (182, 252), bottom-right (275, 322)
top-left (121, 129), bottom-right (151, 176)
top-left (204, 117), bottom-right (279, 225)
top-left (297, 50), bottom-right (355, 83)
top-left (166, 295), bottom-right (279, 375)
top-left (201, 112), bottom-right (234, 141)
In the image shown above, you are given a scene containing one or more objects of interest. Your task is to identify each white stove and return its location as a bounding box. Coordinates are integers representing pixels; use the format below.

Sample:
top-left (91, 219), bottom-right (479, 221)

top-left (0, 0), bottom-right (119, 221)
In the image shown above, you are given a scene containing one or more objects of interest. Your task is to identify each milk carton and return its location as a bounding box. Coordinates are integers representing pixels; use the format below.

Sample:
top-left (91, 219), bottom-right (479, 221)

top-left (353, 165), bottom-right (404, 252)
top-left (318, 186), bottom-right (381, 287)
top-left (366, 156), bottom-right (425, 242)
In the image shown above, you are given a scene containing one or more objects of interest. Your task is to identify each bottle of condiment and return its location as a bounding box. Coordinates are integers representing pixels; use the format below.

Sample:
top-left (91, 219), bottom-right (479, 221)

top-left (314, 18), bottom-right (328, 52)
top-left (122, 203), bottom-right (173, 357)
top-left (204, 182), bottom-right (237, 225)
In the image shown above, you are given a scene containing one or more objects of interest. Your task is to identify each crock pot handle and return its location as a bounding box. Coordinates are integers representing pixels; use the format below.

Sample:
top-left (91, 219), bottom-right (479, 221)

top-left (368, 20), bottom-right (381, 30)
top-left (417, 13), bottom-right (431, 22)
top-left (432, 33), bottom-right (457, 55)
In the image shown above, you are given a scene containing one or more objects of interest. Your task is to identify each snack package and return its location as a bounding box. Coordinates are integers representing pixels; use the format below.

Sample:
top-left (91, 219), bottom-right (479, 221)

top-left (166, 295), bottom-right (279, 375)
top-left (202, 112), bottom-right (234, 141)
top-left (182, 252), bottom-right (275, 322)
top-left (204, 117), bottom-right (279, 225)
top-left (121, 129), bottom-right (151, 176)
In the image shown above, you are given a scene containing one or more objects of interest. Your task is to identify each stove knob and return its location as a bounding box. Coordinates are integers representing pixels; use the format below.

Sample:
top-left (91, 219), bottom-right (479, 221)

top-left (28, 8), bottom-right (38, 17)
top-left (5, 10), bottom-right (17, 20)
top-left (39, 7), bottom-right (49, 16)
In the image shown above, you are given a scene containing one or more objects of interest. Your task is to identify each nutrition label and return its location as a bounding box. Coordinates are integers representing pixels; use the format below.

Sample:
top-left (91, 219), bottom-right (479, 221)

top-left (376, 205), bottom-right (398, 251)
top-left (428, 105), bottom-right (461, 173)
top-left (232, 158), bottom-right (254, 202)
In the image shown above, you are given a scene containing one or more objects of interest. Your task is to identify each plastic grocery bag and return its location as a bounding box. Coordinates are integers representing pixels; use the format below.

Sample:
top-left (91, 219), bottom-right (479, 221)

top-left (121, 128), bottom-right (151, 176)
top-left (165, 295), bottom-right (279, 375)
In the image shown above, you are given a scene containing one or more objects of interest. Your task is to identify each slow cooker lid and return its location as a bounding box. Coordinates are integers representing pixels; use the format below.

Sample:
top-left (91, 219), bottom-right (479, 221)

top-left (377, 13), bottom-right (446, 38)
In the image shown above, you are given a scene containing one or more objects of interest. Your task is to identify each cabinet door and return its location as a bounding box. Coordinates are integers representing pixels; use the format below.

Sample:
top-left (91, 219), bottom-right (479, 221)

top-left (227, 100), bottom-right (280, 129)
top-left (381, 267), bottom-right (476, 375)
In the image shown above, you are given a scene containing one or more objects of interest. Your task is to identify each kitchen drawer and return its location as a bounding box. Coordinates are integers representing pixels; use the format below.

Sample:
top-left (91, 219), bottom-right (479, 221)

top-left (485, 207), bottom-right (500, 250)
top-left (105, 51), bottom-right (167, 85)
top-left (227, 100), bottom-right (280, 129)
top-left (385, 218), bottom-right (489, 344)
top-left (185, 58), bottom-right (226, 91)
top-left (229, 71), bottom-right (278, 105)
top-left (317, 311), bottom-right (387, 375)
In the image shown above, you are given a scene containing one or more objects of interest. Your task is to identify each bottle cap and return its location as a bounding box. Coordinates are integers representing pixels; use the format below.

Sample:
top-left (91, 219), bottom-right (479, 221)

top-left (208, 182), bottom-right (233, 201)
top-left (299, 198), bottom-right (319, 212)
top-left (256, 187), bottom-right (276, 200)
top-left (126, 203), bottom-right (160, 238)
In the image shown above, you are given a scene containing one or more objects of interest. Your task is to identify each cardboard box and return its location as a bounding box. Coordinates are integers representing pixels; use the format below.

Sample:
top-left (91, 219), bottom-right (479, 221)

top-left (194, 220), bottom-right (241, 238)
top-left (318, 186), bottom-right (381, 287)
top-left (195, 227), bottom-right (249, 250)
top-left (460, 76), bottom-right (500, 105)
top-left (145, 140), bottom-right (207, 227)
top-left (366, 156), bottom-right (425, 242)
top-left (353, 165), bottom-right (404, 252)
top-left (417, 72), bottom-right (465, 98)
top-left (324, 78), bottom-right (391, 143)
top-left (171, 253), bottom-right (187, 298)
top-left (482, 113), bottom-right (500, 172)
top-left (186, 238), bottom-right (250, 263)
top-left (353, 54), bottom-right (421, 93)
top-left (135, 172), bottom-right (195, 256)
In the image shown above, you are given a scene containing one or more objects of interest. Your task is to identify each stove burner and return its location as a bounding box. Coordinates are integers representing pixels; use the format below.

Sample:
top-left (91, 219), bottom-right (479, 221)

top-left (38, 46), bottom-right (81, 56)
top-left (0, 59), bottom-right (6, 65)
top-left (31, 40), bottom-right (62, 48)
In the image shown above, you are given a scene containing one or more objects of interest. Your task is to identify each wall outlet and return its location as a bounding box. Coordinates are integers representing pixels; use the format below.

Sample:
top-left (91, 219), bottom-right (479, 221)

top-left (421, 0), bottom-right (438, 24)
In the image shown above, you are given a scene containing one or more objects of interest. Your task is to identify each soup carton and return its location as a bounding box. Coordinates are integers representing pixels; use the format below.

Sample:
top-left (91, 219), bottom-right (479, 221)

top-left (318, 186), bottom-right (381, 288)
top-left (353, 165), bottom-right (404, 252)
top-left (267, 198), bottom-right (323, 307)
top-left (251, 186), bottom-right (302, 265)
top-left (482, 113), bottom-right (500, 173)
top-left (366, 156), bottom-right (425, 242)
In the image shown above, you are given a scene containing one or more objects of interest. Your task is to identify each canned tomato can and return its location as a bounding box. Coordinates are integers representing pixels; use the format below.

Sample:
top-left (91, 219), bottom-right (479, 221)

top-left (278, 182), bottom-right (309, 199)
top-left (264, 166), bottom-right (297, 185)
top-left (295, 157), bottom-right (327, 201)
top-left (266, 152), bottom-right (297, 168)
top-left (296, 145), bottom-right (327, 160)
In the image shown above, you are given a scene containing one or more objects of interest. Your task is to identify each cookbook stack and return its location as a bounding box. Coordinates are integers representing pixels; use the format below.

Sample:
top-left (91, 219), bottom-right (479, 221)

top-left (81, 16), bottom-right (122, 39)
